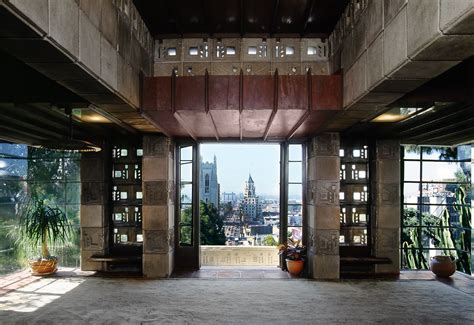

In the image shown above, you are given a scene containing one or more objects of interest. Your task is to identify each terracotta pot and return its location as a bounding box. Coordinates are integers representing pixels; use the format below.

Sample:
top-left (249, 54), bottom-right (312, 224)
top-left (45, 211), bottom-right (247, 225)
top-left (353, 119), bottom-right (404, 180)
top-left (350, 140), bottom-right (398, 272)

top-left (286, 259), bottom-right (304, 276)
top-left (430, 255), bottom-right (456, 277)
top-left (28, 257), bottom-right (58, 276)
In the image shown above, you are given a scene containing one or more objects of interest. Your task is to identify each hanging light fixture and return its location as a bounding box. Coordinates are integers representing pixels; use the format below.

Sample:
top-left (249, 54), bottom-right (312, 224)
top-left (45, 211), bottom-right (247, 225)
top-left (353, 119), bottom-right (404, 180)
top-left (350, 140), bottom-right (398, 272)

top-left (33, 107), bottom-right (102, 153)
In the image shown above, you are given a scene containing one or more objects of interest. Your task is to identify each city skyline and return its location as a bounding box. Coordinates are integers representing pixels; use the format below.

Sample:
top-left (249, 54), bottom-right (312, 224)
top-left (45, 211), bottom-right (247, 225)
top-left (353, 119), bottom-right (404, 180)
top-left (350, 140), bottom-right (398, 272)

top-left (200, 144), bottom-right (280, 196)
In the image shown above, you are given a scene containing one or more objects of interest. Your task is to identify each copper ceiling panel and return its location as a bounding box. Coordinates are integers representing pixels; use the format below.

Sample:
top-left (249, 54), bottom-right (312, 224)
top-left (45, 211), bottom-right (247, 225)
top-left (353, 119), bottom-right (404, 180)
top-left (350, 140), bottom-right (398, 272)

top-left (175, 111), bottom-right (217, 139)
top-left (266, 109), bottom-right (307, 139)
top-left (209, 75), bottom-right (240, 110)
top-left (241, 109), bottom-right (273, 138)
top-left (312, 74), bottom-right (342, 110)
top-left (291, 110), bottom-right (338, 138)
top-left (243, 75), bottom-right (274, 110)
top-left (278, 75), bottom-right (308, 110)
top-left (209, 110), bottom-right (241, 138)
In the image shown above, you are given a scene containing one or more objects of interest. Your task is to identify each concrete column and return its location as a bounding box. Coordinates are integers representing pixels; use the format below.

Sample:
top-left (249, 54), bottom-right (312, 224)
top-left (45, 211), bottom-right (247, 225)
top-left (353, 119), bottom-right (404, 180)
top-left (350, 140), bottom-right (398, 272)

top-left (142, 135), bottom-right (175, 278)
top-left (80, 145), bottom-right (110, 271)
top-left (373, 139), bottom-right (401, 274)
top-left (307, 133), bottom-right (340, 280)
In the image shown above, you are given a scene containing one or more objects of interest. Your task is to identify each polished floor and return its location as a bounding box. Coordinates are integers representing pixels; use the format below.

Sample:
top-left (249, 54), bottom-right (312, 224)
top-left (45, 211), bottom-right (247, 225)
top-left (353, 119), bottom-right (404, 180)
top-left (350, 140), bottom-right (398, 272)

top-left (0, 268), bottom-right (473, 324)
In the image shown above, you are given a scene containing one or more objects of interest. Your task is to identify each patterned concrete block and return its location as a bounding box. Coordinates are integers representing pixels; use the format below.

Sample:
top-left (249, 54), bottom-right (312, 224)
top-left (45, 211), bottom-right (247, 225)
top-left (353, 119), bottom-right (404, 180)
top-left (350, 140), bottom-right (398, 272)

top-left (81, 182), bottom-right (105, 205)
top-left (314, 181), bottom-right (340, 207)
top-left (143, 181), bottom-right (172, 205)
top-left (376, 160), bottom-right (400, 184)
top-left (376, 139), bottom-right (400, 160)
top-left (314, 157), bottom-right (340, 181)
top-left (314, 206), bottom-right (340, 230)
top-left (210, 62), bottom-right (241, 75)
top-left (143, 229), bottom-right (172, 254)
top-left (154, 62), bottom-right (183, 76)
top-left (81, 227), bottom-right (106, 251)
top-left (314, 229), bottom-right (339, 255)
top-left (142, 157), bottom-right (170, 181)
top-left (311, 133), bottom-right (340, 157)
top-left (375, 228), bottom-right (400, 252)
top-left (375, 182), bottom-right (400, 206)
top-left (143, 135), bottom-right (172, 158)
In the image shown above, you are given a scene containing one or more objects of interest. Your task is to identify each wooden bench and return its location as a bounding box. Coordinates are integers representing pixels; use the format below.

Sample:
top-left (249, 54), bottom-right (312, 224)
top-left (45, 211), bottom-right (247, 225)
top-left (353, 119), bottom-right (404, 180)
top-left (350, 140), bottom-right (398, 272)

top-left (90, 254), bottom-right (142, 273)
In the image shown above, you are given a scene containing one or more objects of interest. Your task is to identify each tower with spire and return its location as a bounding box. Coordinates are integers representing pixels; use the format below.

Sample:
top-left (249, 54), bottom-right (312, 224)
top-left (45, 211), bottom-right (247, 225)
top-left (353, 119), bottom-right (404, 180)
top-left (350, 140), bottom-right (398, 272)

top-left (241, 174), bottom-right (261, 223)
top-left (199, 155), bottom-right (219, 208)
top-left (244, 174), bottom-right (255, 198)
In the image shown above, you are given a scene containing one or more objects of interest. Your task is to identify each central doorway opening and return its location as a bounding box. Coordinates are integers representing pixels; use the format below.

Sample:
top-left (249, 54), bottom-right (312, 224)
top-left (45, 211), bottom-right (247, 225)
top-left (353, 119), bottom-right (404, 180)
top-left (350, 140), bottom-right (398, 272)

top-left (174, 142), bottom-right (304, 271)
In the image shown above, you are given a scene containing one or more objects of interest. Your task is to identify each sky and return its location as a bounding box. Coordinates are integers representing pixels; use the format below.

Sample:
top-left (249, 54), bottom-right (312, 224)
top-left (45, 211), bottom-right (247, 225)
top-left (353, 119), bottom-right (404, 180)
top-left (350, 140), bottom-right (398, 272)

top-left (200, 144), bottom-right (281, 197)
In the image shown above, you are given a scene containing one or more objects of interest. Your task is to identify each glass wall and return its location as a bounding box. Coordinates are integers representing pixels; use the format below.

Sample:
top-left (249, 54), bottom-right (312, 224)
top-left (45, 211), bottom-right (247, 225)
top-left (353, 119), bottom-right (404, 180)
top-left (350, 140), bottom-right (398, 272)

top-left (402, 145), bottom-right (472, 275)
top-left (287, 144), bottom-right (303, 243)
top-left (0, 144), bottom-right (81, 275)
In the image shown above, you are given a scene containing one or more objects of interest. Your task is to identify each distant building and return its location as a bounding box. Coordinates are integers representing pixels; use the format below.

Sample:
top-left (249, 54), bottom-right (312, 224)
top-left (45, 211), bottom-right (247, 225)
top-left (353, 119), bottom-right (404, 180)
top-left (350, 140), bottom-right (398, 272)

top-left (200, 155), bottom-right (219, 208)
top-left (222, 192), bottom-right (237, 205)
top-left (241, 174), bottom-right (262, 222)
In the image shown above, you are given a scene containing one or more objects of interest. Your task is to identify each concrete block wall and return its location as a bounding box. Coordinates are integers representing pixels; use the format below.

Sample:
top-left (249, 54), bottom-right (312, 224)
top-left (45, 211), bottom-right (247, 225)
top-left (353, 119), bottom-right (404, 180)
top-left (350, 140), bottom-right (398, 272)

top-left (80, 146), bottom-right (110, 271)
top-left (154, 38), bottom-right (330, 76)
top-left (372, 139), bottom-right (401, 274)
top-left (327, 0), bottom-right (474, 128)
top-left (142, 135), bottom-right (175, 278)
top-left (306, 133), bottom-right (340, 280)
top-left (3, 0), bottom-right (153, 107)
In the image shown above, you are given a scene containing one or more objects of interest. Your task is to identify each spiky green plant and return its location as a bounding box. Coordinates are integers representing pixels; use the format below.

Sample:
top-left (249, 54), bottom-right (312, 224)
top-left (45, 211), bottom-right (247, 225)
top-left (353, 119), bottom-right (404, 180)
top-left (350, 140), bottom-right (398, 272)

top-left (17, 198), bottom-right (72, 259)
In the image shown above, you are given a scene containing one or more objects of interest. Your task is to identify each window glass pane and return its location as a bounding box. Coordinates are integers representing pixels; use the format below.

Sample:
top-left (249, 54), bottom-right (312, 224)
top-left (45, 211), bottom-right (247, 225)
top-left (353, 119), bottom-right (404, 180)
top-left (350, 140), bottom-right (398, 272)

top-left (404, 161), bottom-right (420, 181)
top-left (180, 204), bottom-right (192, 224)
top-left (180, 161), bottom-right (192, 182)
top-left (180, 146), bottom-right (192, 161)
top-left (422, 146), bottom-right (470, 161)
top-left (180, 184), bottom-right (193, 204)
top-left (404, 146), bottom-right (420, 159)
top-left (287, 227), bottom-right (302, 241)
top-left (402, 205), bottom-right (421, 227)
top-left (288, 162), bottom-right (302, 183)
top-left (27, 159), bottom-right (64, 180)
top-left (422, 161), bottom-right (470, 182)
top-left (288, 208), bottom-right (302, 226)
top-left (0, 144), bottom-right (27, 158)
top-left (66, 182), bottom-right (81, 204)
top-left (289, 144), bottom-right (302, 161)
top-left (0, 159), bottom-right (27, 179)
top-left (64, 159), bottom-right (80, 181)
top-left (180, 226), bottom-right (192, 246)
top-left (403, 183), bottom-right (420, 203)
top-left (288, 183), bottom-right (302, 203)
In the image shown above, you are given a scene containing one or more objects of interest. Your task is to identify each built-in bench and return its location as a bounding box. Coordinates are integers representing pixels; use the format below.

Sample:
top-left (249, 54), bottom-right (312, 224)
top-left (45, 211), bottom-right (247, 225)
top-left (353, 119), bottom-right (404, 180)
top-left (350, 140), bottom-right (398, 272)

top-left (340, 256), bottom-right (391, 265)
top-left (90, 254), bottom-right (142, 273)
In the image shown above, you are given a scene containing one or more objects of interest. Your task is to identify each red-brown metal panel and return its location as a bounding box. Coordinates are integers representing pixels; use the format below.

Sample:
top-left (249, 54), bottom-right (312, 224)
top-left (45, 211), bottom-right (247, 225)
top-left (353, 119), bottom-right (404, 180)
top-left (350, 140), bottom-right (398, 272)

top-left (278, 75), bottom-right (308, 110)
top-left (312, 74), bottom-right (342, 110)
top-left (241, 109), bottom-right (273, 138)
top-left (175, 111), bottom-right (217, 139)
top-left (208, 75), bottom-right (240, 110)
top-left (175, 76), bottom-right (205, 111)
top-left (266, 109), bottom-right (307, 139)
top-left (291, 110), bottom-right (338, 138)
top-left (142, 111), bottom-right (189, 137)
top-left (209, 110), bottom-right (240, 138)
top-left (243, 75), bottom-right (274, 110)
top-left (142, 76), bottom-right (173, 111)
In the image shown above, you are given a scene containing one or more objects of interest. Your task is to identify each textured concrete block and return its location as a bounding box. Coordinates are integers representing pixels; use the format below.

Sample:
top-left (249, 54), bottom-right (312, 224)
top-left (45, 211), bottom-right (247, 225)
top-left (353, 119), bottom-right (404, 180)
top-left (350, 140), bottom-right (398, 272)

top-left (143, 229), bottom-right (172, 254)
top-left (81, 250), bottom-right (105, 271)
top-left (389, 60), bottom-right (460, 80)
top-left (271, 38), bottom-right (301, 62)
top-left (307, 156), bottom-right (317, 181)
top-left (376, 205), bottom-right (401, 229)
top-left (384, 7), bottom-right (408, 77)
top-left (375, 228), bottom-right (400, 253)
top-left (314, 181), bottom-right (340, 207)
top-left (271, 62), bottom-right (301, 75)
top-left (309, 133), bottom-right (340, 157)
top-left (80, 157), bottom-right (104, 182)
top-left (314, 207), bottom-right (340, 230)
top-left (143, 253), bottom-right (173, 278)
top-left (376, 160), bottom-right (400, 184)
top-left (312, 254), bottom-right (339, 280)
top-left (154, 62), bottom-right (183, 76)
top-left (440, 0), bottom-right (474, 34)
top-left (376, 139), bottom-right (400, 160)
top-left (340, 33), bottom-right (353, 71)
top-left (49, 0), bottom-right (80, 57)
top-left (367, 33), bottom-right (384, 90)
top-left (130, 68), bottom-right (140, 107)
top-left (100, 0), bottom-right (118, 48)
top-left (375, 249), bottom-right (400, 274)
top-left (9, 0), bottom-right (49, 33)
top-left (375, 183), bottom-right (400, 206)
top-left (118, 14), bottom-right (131, 61)
top-left (183, 62), bottom-right (211, 76)
top-left (343, 51), bottom-right (367, 106)
top-left (242, 62), bottom-right (272, 75)
top-left (352, 13), bottom-right (367, 62)
top-left (81, 182), bottom-right (105, 205)
top-left (384, 0), bottom-right (407, 26)
top-left (143, 181), bottom-right (172, 205)
top-left (79, 0), bottom-right (102, 28)
top-left (143, 135), bottom-right (173, 158)
top-left (314, 229), bottom-right (339, 255)
top-left (407, 0), bottom-right (440, 58)
top-left (358, 91), bottom-right (404, 105)
top-left (314, 157), bottom-right (340, 181)
top-left (241, 38), bottom-right (272, 61)
top-left (142, 157), bottom-right (169, 181)
top-left (412, 34), bottom-right (474, 61)
top-left (366, 0), bottom-right (384, 45)
top-left (142, 205), bottom-right (171, 230)
top-left (81, 227), bottom-right (106, 251)
top-left (79, 10), bottom-right (101, 76)
top-left (80, 205), bottom-right (104, 227)
top-left (210, 62), bottom-right (241, 75)
top-left (301, 61), bottom-right (329, 75)
top-left (117, 56), bottom-right (132, 99)
top-left (100, 36), bottom-right (118, 89)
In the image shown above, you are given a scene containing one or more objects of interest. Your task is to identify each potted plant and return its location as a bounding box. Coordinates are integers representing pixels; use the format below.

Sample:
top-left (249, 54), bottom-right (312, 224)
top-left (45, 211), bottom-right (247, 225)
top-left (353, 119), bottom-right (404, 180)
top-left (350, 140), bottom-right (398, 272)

top-left (17, 197), bottom-right (72, 275)
top-left (430, 255), bottom-right (456, 277)
top-left (277, 238), bottom-right (306, 276)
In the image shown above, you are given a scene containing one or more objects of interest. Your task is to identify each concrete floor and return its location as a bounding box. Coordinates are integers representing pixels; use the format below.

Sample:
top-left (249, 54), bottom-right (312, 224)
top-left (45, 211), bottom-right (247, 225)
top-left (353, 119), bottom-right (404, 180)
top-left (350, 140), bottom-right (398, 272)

top-left (0, 269), bottom-right (473, 324)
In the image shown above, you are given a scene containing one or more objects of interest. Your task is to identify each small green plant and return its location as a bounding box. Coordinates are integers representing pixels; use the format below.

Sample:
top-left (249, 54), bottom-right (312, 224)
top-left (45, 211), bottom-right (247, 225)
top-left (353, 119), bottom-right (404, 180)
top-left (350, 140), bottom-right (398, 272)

top-left (277, 238), bottom-right (306, 261)
top-left (17, 197), bottom-right (72, 259)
